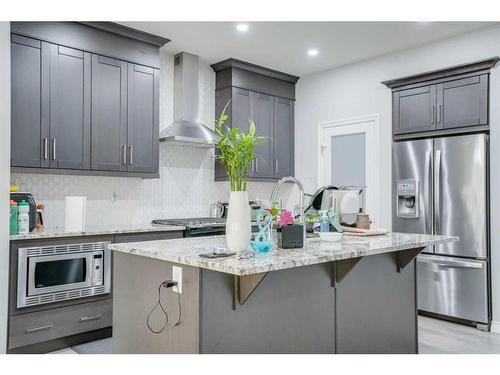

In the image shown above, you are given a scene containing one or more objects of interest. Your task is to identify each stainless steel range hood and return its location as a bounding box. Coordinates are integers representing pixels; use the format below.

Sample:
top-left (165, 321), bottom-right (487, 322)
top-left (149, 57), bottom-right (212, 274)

top-left (160, 52), bottom-right (219, 147)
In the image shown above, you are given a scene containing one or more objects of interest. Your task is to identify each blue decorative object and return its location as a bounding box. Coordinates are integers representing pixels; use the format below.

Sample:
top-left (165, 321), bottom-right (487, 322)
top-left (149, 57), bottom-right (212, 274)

top-left (250, 209), bottom-right (274, 253)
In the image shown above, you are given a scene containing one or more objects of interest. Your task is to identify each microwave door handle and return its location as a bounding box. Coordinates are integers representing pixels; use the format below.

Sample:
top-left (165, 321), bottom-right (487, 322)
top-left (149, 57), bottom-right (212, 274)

top-left (434, 149), bottom-right (442, 235)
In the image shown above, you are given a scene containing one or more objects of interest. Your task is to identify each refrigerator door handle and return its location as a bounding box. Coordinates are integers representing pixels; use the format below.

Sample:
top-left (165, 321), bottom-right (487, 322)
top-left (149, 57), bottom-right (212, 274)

top-left (434, 149), bottom-right (442, 235)
top-left (424, 150), bottom-right (432, 234)
top-left (417, 254), bottom-right (484, 269)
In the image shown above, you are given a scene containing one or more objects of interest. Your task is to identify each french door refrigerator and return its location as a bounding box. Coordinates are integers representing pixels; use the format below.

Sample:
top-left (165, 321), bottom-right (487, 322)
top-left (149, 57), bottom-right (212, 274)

top-left (392, 133), bottom-right (490, 329)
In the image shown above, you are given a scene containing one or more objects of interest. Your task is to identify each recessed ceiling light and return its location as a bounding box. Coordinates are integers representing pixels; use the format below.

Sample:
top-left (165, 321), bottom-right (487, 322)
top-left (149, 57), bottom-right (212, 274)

top-left (307, 49), bottom-right (319, 56)
top-left (236, 24), bottom-right (249, 32)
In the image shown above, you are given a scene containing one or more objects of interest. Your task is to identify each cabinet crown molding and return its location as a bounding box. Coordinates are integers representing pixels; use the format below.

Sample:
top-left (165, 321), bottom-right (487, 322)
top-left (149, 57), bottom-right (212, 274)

top-left (382, 57), bottom-right (500, 89)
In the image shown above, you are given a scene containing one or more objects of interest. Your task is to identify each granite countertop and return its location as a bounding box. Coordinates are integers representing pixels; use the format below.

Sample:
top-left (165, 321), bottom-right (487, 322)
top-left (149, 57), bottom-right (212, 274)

top-left (9, 224), bottom-right (185, 241)
top-left (108, 232), bottom-right (458, 276)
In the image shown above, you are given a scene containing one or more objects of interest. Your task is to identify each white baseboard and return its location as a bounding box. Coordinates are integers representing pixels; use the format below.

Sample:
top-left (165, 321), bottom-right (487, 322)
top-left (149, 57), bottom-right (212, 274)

top-left (490, 320), bottom-right (500, 333)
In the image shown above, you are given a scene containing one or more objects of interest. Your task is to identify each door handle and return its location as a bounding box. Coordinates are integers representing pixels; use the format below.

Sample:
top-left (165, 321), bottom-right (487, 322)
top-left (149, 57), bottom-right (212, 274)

top-left (434, 149), bottom-right (442, 234)
top-left (431, 106), bottom-right (435, 124)
top-left (255, 158), bottom-right (259, 172)
top-left (424, 150), bottom-right (432, 234)
top-left (122, 145), bottom-right (127, 165)
top-left (52, 138), bottom-right (56, 160)
top-left (275, 159), bottom-right (278, 174)
top-left (79, 314), bottom-right (102, 322)
top-left (251, 160), bottom-right (255, 173)
top-left (437, 104), bottom-right (442, 124)
top-left (417, 255), bottom-right (483, 269)
top-left (25, 324), bottom-right (53, 334)
top-left (43, 138), bottom-right (48, 160)
top-left (129, 145), bottom-right (133, 165)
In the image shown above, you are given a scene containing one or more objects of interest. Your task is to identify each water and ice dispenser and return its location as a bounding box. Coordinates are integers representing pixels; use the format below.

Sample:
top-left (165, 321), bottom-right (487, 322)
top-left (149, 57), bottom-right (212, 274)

top-left (396, 179), bottom-right (419, 218)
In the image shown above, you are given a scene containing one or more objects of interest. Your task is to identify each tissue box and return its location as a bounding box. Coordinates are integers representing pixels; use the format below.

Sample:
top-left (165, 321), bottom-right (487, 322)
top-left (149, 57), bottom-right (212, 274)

top-left (277, 224), bottom-right (304, 249)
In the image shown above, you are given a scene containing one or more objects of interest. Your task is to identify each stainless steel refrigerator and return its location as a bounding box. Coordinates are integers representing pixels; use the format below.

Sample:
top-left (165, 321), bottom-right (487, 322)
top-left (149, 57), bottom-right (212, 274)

top-left (392, 133), bottom-right (490, 329)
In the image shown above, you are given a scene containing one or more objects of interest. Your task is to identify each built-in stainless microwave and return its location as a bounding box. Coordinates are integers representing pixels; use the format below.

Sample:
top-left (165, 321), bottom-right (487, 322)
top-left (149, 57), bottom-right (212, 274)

top-left (17, 241), bottom-right (111, 308)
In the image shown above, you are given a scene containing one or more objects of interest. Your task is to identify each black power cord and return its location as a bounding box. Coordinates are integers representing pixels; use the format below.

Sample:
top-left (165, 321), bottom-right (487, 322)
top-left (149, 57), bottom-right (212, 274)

top-left (146, 280), bottom-right (182, 334)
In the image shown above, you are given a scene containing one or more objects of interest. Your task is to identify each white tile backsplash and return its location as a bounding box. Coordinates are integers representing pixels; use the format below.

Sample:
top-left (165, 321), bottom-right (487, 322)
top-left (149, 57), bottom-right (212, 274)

top-left (10, 51), bottom-right (294, 230)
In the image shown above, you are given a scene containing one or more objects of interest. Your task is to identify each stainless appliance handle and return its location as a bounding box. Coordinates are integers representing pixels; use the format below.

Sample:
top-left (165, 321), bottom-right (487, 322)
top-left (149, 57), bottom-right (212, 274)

top-left (43, 137), bottom-right (48, 160)
top-left (52, 138), bottom-right (56, 160)
top-left (26, 324), bottom-right (53, 334)
top-left (424, 150), bottom-right (432, 234)
top-left (417, 254), bottom-right (483, 269)
top-left (79, 314), bottom-right (102, 322)
top-left (434, 149), bottom-right (442, 234)
top-left (129, 145), bottom-right (133, 165)
top-left (122, 145), bottom-right (127, 165)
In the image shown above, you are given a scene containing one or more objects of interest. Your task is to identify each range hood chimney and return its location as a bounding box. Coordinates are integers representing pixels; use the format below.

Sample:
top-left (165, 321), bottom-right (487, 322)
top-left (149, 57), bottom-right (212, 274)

top-left (160, 52), bottom-right (219, 147)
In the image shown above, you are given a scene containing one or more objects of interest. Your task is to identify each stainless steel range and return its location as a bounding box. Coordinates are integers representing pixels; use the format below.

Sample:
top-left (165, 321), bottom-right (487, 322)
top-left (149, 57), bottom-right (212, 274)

top-left (152, 218), bottom-right (227, 237)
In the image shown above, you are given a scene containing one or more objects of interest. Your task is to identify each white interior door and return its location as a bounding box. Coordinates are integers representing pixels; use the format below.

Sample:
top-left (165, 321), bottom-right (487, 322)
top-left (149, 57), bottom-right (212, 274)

top-left (318, 115), bottom-right (380, 226)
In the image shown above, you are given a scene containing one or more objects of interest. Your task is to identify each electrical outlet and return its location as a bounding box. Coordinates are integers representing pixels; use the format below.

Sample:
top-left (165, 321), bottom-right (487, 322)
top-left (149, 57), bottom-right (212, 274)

top-left (172, 266), bottom-right (182, 294)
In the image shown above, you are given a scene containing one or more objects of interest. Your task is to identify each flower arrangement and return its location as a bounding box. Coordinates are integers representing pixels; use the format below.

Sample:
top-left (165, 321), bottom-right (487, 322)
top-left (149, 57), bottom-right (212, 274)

top-left (278, 210), bottom-right (295, 227)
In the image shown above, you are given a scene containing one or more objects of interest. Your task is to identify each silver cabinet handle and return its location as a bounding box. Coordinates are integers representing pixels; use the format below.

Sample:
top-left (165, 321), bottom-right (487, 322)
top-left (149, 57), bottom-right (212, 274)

top-left (122, 145), bottom-right (127, 165)
top-left (434, 149), bottom-right (442, 235)
top-left (255, 158), bottom-right (258, 172)
top-left (79, 314), bottom-right (102, 322)
top-left (43, 137), bottom-right (48, 160)
top-left (275, 159), bottom-right (278, 174)
top-left (251, 160), bottom-right (255, 173)
top-left (52, 138), bottom-right (56, 160)
top-left (129, 145), bottom-right (133, 165)
top-left (26, 324), bottom-right (53, 334)
top-left (437, 104), bottom-right (442, 124)
top-left (431, 106), bottom-right (435, 124)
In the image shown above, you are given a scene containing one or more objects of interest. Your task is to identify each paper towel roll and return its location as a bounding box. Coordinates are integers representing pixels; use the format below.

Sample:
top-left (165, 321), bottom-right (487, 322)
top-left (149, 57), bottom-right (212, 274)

top-left (65, 196), bottom-right (86, 232)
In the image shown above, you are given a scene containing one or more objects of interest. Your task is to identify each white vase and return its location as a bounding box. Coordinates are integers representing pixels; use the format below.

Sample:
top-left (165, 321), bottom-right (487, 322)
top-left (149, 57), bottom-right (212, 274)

top-left (226, 191), bottom-right (251, 252)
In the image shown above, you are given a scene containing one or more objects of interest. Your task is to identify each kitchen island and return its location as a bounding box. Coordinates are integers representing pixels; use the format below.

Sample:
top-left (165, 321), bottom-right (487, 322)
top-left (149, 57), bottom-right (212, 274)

top-left (109, 233), bottom-right (456, 354)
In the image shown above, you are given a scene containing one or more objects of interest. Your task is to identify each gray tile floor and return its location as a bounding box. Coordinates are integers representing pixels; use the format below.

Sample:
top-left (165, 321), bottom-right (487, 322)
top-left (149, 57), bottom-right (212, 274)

top-left (49, 316), bottom-right (500, 354)
top-left (418, 316), bottom-right (500, 354)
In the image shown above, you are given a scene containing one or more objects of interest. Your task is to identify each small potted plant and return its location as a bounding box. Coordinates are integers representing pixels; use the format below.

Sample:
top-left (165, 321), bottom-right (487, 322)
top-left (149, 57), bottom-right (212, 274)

top-left (276, 210), bottom-right (304, 249)
top-left (215, 102), bottom-right (266, 252)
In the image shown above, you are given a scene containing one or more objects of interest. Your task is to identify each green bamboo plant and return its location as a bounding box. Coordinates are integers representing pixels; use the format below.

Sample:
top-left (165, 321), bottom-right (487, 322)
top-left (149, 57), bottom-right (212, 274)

top-left (215, 101), bottom-right (266, 191)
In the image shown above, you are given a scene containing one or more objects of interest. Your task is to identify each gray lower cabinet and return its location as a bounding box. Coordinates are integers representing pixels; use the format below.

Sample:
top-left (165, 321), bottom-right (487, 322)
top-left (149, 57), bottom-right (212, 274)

top-left (91, 55), bottom-right (128, 171)
top-left (273, 97), bottom-right (294, 178)
top-left (49, 44), bottom-right (91, 170)
top-left (126, 64), bottom-right (160, 174)
top-left (9, 299), bottom-right (112, 350)
top-left (436, 74), bottom-right (488, 129)
top-left (10, 35), bottom-right (49, 168)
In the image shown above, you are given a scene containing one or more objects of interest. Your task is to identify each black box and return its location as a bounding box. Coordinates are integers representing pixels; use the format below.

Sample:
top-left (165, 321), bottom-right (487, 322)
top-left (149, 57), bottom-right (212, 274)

top-left (278, 224), bottom-right (304, 249)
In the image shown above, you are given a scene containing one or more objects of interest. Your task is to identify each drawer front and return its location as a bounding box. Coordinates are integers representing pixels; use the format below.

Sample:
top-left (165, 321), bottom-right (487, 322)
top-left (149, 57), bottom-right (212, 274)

top-left (9, 299), bottom-right (112, 349)
top-left (114, 231), bottom-right (183, 243)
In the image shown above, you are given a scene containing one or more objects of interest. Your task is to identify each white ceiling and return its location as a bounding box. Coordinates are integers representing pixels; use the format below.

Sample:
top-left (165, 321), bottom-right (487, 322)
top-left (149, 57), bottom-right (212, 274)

top-left (120, 22), bottom-right (497, 76)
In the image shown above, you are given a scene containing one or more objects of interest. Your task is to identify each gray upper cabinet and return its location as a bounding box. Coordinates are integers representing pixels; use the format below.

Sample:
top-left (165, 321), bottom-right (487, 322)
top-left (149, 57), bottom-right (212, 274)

top-left (436, 75), bottom-right (488, 129)
top-left (49, 45), bottom-right (91, 170)
top-left (383, 58), bottom-right (498, 138)
top-left (126, 64), bottom-right (159, 174)
top-left (273, 97), bottom-right (294, 178)
top-left (212, 59), bottom-right (299, 181)
top-left (10, 35), bottom-right (49, 168)
top-left (91, 55), bottom-right (128, 172)
top-left (252, 93), bottom-right (273, 178)
top-left (10, 22), bottom-right (166, 178)
top-left (393, 85), bottom-right (436, 135)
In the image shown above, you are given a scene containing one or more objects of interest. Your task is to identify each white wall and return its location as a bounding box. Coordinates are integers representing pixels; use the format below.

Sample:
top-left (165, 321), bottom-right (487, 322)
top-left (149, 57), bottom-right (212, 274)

top-left (295, 24), bottom-right (500, 329)
top-left (10, 49), bottom-right (292, 230)
top-left (0, 22), bottom-right (11, 353)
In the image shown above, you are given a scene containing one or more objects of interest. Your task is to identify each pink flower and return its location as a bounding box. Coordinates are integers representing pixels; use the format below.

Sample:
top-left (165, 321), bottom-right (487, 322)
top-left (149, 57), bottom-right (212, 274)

top-left (278, 210), bottom-right (294, 226)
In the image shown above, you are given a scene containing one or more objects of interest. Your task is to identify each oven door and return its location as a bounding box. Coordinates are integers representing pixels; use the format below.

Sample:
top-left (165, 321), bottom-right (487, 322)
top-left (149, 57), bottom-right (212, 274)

top-left (27, 252), bottom-right (93, 296)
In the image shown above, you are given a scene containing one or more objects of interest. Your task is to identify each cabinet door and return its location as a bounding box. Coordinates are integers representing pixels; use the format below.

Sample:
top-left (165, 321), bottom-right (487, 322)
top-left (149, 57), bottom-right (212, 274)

top-left (214, 88), bottom-right (232, 180)
top-left (393, 85), bottom-right (436, 135)
top-left (251, 92), bottom-right (273, 178)
top-left (91, 55), bottom-right (128, 171)
top-left (49, 44), bottom-right (91, 169)
top-left (127, 64), bottom-right (159, 173)
top-left (231, 88), bottom-right (252, 132)
top-left (436, 75), bottom-right (488, 130)
top-left (273, 97), bottom-right (294, 178)
top-left (11, 35), bottom-right (49, 168)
